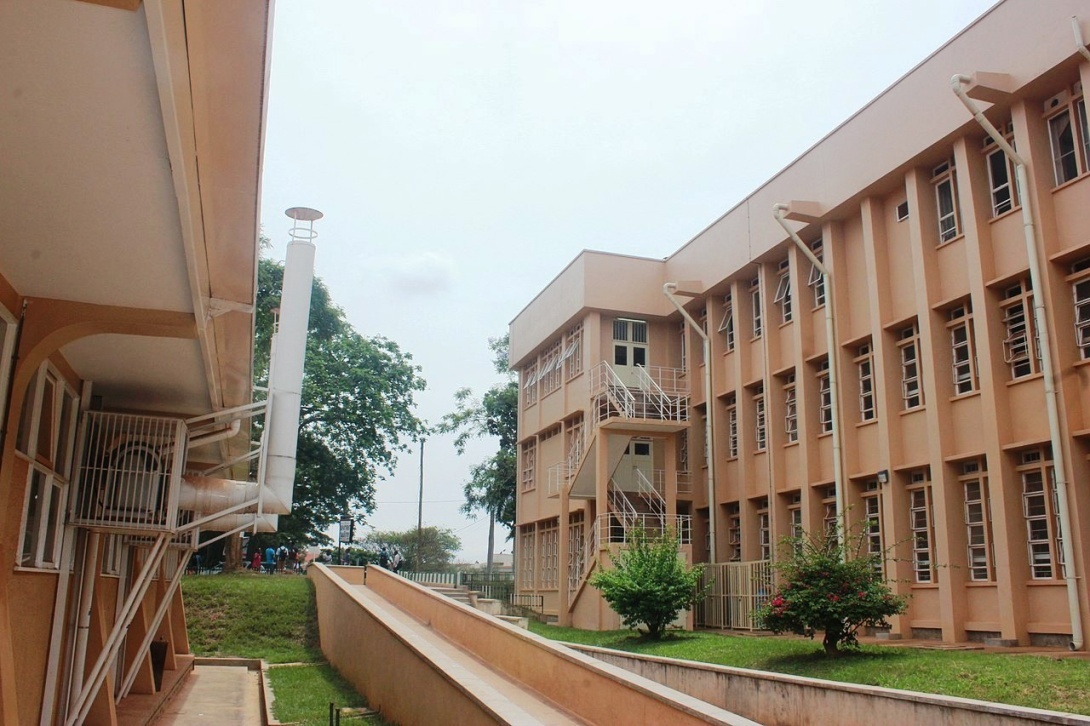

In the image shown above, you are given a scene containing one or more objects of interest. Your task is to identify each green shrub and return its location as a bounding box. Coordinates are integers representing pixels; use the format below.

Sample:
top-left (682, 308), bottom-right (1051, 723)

top-left (589, 525), bottom-right (706, 639)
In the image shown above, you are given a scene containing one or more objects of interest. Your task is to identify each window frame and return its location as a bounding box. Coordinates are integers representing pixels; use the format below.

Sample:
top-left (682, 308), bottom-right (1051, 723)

top-left (753, 385), bottom-right (766, 452)
top-left (750, 277), bottom-right (762, 339)
top-left (1045, 86), bottom-right (1088, 187)
top-left (773, 260), bottom-right (792, 324)
top-left (718, 294), bottom-right (735, 352)
top-left (807, 240), bottom-right (826, 308)
top-left (725, 393), bottom-right (738, 459)
top-left (1018, 448), bottom-right (1061, 581)
top-left (932, 158), bottom-right (961, 244)
top-left (948, 304), bottom-right (978, 395)
top-left (897, 323), bottom-right (922, 410)
top-left (520, 440), bottom-right (537, 492)
top-left (817, 358), bottom-right (833, 434)
top-left (983, 123), bottom-right (1019, 217)
top-left (1000, 281), bottom-right (1040, 380)
top-left (961, 459), bottom-right (994, 582)
top-left (783, 373), bottom-right (798, 443)
top-left (908, 472), bottom-right (936, 584)
top-left (855, 343), bottom-right (876, 422)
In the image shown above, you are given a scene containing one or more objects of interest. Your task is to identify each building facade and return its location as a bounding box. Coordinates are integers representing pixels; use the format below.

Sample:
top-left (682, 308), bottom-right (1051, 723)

top-left (0, 1), bottom-right (294, 723)
top-left (511, 0), bottom-right (1090, 647)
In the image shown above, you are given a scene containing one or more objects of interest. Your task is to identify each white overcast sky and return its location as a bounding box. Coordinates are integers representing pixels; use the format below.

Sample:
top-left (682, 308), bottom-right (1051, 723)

top-left (259, 0), bottom-right (997, 561)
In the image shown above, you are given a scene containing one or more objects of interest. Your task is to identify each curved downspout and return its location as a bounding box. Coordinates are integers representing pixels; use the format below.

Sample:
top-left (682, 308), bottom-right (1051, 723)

top-left (1074, 16), bottom-right (1090, 64)
top-left (664, 283), bottom-right (717, 564)
top-left (773, 205), bottom-right (846, 556)
top-left (952, 74), bottom-right (1083, 651)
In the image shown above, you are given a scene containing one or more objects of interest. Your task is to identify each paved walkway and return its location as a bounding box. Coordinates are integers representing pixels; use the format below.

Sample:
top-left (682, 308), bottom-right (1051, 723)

top-left (155, 665), bottom-right (262, 725)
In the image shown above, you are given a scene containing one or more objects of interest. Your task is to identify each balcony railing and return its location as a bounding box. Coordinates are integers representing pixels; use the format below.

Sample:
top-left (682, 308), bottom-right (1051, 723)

top-left (589, 362), bottom-right (689, 424)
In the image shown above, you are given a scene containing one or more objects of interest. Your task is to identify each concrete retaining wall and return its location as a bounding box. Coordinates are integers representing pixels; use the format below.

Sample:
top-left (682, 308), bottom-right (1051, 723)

top-left (571, 645), bottom-right (1090, 726)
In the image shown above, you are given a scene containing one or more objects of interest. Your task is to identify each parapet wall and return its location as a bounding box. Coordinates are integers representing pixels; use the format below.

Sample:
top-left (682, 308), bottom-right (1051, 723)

top-left (573, 645), bottom-right (1090, 726)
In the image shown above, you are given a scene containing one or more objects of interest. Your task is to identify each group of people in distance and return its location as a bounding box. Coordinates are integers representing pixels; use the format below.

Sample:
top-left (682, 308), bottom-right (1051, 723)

top-left (251, 543), bottom-right (302, 574)
top-left (378, 544), bottom-right (403, 572)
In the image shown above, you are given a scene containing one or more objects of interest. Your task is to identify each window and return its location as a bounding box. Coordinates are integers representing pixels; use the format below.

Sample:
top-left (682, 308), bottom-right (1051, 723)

top-left (932, 158), bottom-right (961, 243)
top-left (718, 294), bottom-right (735, 352)
top-left (539, 339), bottom-right (563, 396)
top-left (699, 308), bottom-right (708, 365)
top-left (822, 486), bottom-right (838, 538)
top-left (750, 277), bottom-right (762, 338)
top-left (519, 525), bottom-right (536, 588)
top-left (561, 322), bottom-right (584, 379)
top-left (1071, 260), bottom-right (1090, 359)
top-left (855, 343), bottom-right (876, 422)
top-left (983, 122), bottom-right (1018, 216)
top-left (725, 393), bottom-right (738, 458)
top-left (816, 358), bottom-right (833, 434)
top-left (783, 373), bottom-right (797, 443)
top-left (808, 240), bottom-right (825, 308)
top-left (726, 502), bottom-right (741, 562)
top-left (678, 322), bottom-right (687, 372)
top-left (908, 470), bottom-right (936, 583)
top-left (1019, 448), bottom-right (1061, 580)
top-left (17, 364), bottom-right (79, 570)
top-left (861, 481), bottom-right (883, 575)
top-left (961, 459), bottom-right (993, 581)
top-left (1045, 84), bottom-right (1089, 186)
top-left (898, 323), bottom-right (922, 409)
top-left (522, 364), bottom-right (538, 408)
top-left (1000, 281), bottom-right (1039, 379)
top-left (896, 201), bottom-right (909, 222)
top-left (773, 259), bottom-right (792, 324)
top-left (102, 534), bottom-right (124, 576)
top-left (753, 385), bottom-right (766, 452)
top-left (787, 492), bottom-right (803, 540)
top-left (0, 309), bottom-right (15, 422)
top-left (613, 318), bottom-right (648, 368)
top-left (539, 522), bottom-right (559, 589)
top-left (756, 498), bottom-right (771, 561)
top-left (948, 304), bottom-right (977, 394)
top-left (565, 416), bottom-right (585, 469)
top-left (520, 441), bottom-right (536, 492)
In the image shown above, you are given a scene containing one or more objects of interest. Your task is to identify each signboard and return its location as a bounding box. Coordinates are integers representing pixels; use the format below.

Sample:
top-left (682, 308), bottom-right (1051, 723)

top-left (338, 518), bottom-right (353, 544)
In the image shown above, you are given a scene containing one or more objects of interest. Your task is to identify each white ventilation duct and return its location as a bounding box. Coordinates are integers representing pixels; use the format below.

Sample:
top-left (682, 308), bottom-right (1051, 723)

top-left (260, 207), bottom-right (320, 515)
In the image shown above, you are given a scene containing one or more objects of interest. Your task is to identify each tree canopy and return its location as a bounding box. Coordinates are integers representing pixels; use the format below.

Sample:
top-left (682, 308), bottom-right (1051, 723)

top-left (757, 525), bottom-right (908, 655)
top-left (437, 335), bottom-right (517, 535)
top-left (360, 526), bottom-right (462, 572)
top-left (254, 257), bottom-right (427, 544)
top-left (589, 526), bottom-right (706, 640)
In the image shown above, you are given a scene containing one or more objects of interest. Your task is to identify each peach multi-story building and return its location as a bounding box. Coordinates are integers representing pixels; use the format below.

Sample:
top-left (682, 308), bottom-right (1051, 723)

top-left (512, 0), bottom-right (1090, 648)
top-left (0, 1), bottom-right (310, 724)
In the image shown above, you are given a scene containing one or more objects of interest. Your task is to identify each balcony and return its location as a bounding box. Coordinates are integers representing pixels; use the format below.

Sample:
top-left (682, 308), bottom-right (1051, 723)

top-left (589, 362), bottom-right (689, 428)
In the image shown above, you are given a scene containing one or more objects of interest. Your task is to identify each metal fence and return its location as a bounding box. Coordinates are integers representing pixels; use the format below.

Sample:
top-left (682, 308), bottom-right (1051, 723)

top-left (694, 560), bottom-right (773, 631)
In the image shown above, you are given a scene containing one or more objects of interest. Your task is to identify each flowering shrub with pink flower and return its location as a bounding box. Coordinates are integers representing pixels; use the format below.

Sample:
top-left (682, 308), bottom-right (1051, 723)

top-left (757, 528), bottom-right (907, 655)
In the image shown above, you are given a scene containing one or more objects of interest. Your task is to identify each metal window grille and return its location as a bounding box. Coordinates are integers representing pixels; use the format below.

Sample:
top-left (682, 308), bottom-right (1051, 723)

top-left (909, 484), bottom-right (935, 583)
top-left (962, 464), bottom-right (993, 581)
top-left (898, 325), bottom-right (921, 409)
top-left (856, 345), bottom-right (875, 421)
top-left (753, 389), bottom-right (766, 452)
top-left (783, 377), bottom-right (797, 443)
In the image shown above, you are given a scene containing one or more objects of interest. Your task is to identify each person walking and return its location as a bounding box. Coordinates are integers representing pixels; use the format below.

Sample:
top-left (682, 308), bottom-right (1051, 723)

top-left (390, 547), bottom-right (402, 574)
top-left (251, 550), bottom-right (262, 572)
top-left (378, 545), bottom-right (390, 569)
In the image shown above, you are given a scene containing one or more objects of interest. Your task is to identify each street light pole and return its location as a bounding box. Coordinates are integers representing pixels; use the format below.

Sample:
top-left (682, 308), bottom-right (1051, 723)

top-left (417, 438), bottom-right (425, 569)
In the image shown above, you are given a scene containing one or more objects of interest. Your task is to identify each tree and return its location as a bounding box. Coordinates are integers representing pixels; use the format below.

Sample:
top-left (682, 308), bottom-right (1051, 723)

top-left (437, 335), bottom-right (517, 568)
top-left (756, 526), bottom-right (908, 655)
top-left (362, 526), bottom-right (461, 572)
top-left (252, 257), bottom-right (427, 546)
top-left (589, 526), bottom-right (706, 640)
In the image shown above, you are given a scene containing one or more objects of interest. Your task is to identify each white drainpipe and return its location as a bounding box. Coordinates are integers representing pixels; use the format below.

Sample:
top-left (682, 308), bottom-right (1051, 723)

top-left (663, 282), bottom-right (717, 564)
top-left (773, 204), bottom-right (846, 555)
top-left (952, 73), bottom-right (1083, 651)
top-left (261, 208), bottom-right (320, 515)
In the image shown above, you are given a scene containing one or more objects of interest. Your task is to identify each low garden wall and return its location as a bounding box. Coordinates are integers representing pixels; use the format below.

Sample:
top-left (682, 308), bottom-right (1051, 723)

top-left (571, 646), bottom-right (1090, 726)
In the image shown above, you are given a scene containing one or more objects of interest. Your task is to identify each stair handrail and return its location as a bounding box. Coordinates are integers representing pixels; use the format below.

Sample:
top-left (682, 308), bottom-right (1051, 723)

top-left (633, 467), bottom-right (666, 528)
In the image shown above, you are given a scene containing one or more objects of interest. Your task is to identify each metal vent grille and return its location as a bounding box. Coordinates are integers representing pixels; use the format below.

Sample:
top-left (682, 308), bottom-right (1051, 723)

top-left (70, 412), bottom-right (187, 533)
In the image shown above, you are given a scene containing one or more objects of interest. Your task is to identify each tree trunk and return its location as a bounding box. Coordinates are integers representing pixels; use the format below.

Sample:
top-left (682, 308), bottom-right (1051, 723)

top-left (822, 632), bottom-right (840, 656)
top-left (486, 511), bottom-right (495, 574)
top-left (223, 533), bottom-right (243, 572)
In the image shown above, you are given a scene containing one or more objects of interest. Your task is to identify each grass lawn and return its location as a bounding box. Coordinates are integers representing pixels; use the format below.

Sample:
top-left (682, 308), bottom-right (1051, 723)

top-left (183, 573), bottom-right (387, 723)
top-left (530, 622), bottom-right (1090, 716)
